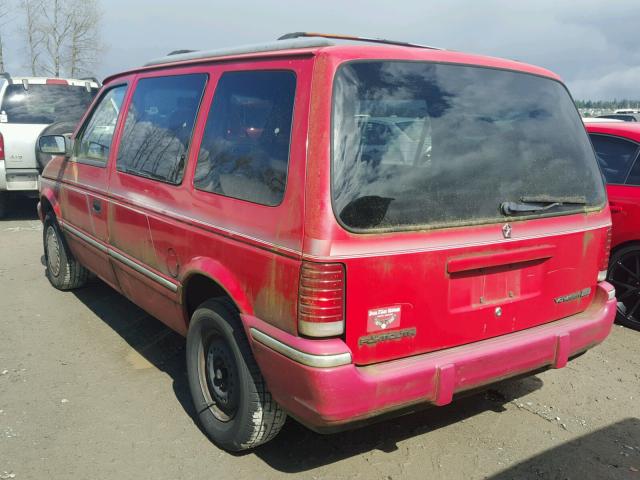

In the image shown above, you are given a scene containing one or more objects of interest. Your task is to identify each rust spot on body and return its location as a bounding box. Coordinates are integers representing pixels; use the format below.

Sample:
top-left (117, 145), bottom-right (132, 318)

top-left (253, 256), bottom-right (298, 334)
top-left (582, 231), bottom-right (594, 258)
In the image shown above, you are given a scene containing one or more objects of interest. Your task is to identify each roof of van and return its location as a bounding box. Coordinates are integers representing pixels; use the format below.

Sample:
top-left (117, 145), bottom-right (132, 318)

top-left (144, 37), bottom-right (334, 67)
top-left (584, 121), bottom-right (640, 142)
top-left (103, 35), bottom-right (563, 84)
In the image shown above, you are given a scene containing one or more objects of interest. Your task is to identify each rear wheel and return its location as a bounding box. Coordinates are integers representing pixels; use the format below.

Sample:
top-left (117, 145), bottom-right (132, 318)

top-left (43, 214), bottom-right (89, 290)
top-left (607, 244), bottom-right (640, 330)
top-left (186, 299), bottom-right (286, 451)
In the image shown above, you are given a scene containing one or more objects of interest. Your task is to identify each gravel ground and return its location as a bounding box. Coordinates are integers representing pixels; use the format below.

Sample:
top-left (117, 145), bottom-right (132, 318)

top-left (0, 199), bottom-right (639, 480)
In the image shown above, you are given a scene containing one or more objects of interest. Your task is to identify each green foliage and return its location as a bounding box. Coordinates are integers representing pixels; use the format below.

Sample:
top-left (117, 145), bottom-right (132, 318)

top-left (575, 99), bottom-right (640, 110)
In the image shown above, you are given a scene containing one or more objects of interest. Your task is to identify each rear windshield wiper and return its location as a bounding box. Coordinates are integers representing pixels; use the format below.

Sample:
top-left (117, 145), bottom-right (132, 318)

top-left (501, 195), bottom-right (587, 216)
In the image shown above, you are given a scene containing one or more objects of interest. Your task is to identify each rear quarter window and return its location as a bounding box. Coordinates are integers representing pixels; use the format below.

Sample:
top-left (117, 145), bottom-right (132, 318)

top-left (194, 70), bottom-right (296, 206)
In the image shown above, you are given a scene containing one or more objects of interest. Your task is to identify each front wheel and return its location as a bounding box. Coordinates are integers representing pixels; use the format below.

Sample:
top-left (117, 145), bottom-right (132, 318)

top-left (186, 299), bottom-right (286, 451)
top-left (607, 244), bottom-right (640, 330)
top-left (43, 214), bottom-right (88, 290)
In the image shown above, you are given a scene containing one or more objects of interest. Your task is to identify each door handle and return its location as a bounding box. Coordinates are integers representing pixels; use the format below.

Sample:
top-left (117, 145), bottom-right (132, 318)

top-left (92, 198), bottom-right (102, 213)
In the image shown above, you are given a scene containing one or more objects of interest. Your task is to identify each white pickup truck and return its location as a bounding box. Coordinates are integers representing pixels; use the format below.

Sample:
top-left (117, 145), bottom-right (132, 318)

top-left (0, 75), bottom-right (99, 217)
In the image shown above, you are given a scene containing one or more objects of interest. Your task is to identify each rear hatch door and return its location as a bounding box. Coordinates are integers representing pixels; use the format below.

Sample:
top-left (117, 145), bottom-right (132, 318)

top-left (0, 123), bottom-right (48, 169)
top-left (339, 215), bottom-right (608, 365)
top-left (328, 59), bottom-right (609, 365)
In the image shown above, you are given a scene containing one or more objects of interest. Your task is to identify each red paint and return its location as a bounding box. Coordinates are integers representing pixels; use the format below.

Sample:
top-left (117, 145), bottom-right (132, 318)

top-left (46, 78), bottom-right (69, 85)
top-left (40, 43), bottom-right (615, 430)
top-left (585, 122), bottom-right (640, 250)
top-left (249, 282), bottom-right (615, 429)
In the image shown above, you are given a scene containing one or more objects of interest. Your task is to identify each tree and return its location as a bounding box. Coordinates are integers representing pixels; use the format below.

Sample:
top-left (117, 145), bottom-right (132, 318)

top-left (40, 0), bottom-right (74, 77)
top-left (18, 0), bottom-right (103, 77)
top-left (20, 0), bottom-right (45, 75)
top-left (66, 0), bottom-right (102, 77)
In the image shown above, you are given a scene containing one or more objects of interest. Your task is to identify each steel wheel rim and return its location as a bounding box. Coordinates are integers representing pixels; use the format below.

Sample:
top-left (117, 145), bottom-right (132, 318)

top-left (608, 250), bottom-right (640, 326)
top-left (46, 227), bottom-right (61, 277)
top-left (200, 333), bottom-right (239, 422)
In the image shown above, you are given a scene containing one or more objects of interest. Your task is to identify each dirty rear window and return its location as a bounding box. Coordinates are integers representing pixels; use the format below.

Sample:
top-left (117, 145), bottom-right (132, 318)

top-left (1, 84), bottom-right (97, 124)
top-left (332, 61), bottom-right (606, 232)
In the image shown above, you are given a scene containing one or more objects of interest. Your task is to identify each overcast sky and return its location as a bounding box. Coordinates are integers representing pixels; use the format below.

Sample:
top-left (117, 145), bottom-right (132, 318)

top-left (3, 0), bottom-right (640, 100)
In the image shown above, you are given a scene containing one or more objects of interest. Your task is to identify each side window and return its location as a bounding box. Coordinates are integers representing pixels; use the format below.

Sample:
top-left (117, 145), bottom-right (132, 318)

top-left (75, 85), bottom-right (127, 165)
top-left (116, 74), bottom-right (207, 184)
top-left (625, 157), bottom-right (640, 185)
top-left (194, 70), bottom-right (296, 206)
top-left (589, 133), bottom-right (639, 184)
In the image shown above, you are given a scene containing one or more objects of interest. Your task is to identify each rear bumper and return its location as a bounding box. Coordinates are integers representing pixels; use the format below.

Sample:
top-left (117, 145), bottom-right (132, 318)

top-left (1, 168), bottom-right (40, 191)
top-left (245, 282), bottom-right (616, 431)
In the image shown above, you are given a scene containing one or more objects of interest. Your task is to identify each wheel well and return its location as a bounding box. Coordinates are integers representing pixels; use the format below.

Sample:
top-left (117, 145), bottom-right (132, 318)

top-left (183, 274), bottom-right (236, 321)
top-left (40, 196), bottom-right (54, 218)
top-left (612, 240), bottom-right (640, 257)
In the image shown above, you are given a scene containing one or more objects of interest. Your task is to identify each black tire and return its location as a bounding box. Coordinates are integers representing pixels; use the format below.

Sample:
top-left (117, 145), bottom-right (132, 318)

top-left (607, 244), bottom-right (640, 330)
top-left (186, 299), bottom-right (286, 451)
top-left (43, 213), bottom-right (89, 290)
top-left (0, 192), bottom-right (7, 219)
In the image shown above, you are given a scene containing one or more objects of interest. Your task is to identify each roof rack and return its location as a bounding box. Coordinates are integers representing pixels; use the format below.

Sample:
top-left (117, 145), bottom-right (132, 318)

top-left (167, 49), bottom-right (197, 56)
top-left (0, 72), bottom-right (10, 83)
top-left (143, 33), bottom-right (442, 69)
top-left (144, 37), bottom-right (334, 67)
top-left (80, 76), bottom-right (101, 85)
top-left (277, 32), bottom-right (443, 50)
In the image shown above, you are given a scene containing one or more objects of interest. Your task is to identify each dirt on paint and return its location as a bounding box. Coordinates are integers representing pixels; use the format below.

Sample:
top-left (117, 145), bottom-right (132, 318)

top-left (0, 200), bottom-right (639, 480)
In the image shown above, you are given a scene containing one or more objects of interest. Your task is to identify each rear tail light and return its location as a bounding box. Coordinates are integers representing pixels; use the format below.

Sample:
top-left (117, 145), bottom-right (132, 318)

top-left (598, 226), bottom-right (612, 282)
top-left (298, 261), bottom-right (345, 337)
top-left (0, 132), bottom-right (4, 161)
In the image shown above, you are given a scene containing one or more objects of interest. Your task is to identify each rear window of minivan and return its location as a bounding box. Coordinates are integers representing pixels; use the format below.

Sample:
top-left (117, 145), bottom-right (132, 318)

top-left (332, 61), bottom-right (606, 232)
top-left (1, 84), bottom-right (98, 124)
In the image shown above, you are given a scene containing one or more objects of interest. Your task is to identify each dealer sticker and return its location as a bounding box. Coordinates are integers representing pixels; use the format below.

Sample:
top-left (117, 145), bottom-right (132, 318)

top-left (367, 305), bottom-right (402, 332)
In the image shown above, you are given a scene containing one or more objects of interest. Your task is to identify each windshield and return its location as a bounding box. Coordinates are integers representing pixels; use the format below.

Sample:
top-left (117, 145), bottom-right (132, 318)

top-left (332, 61), bottom-right (606, 232)
top-left (1, 84), bottom-right (98, 124)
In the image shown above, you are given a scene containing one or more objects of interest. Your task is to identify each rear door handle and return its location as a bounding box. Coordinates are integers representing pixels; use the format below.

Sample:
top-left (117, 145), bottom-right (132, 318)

top-left (447, 244), bottom-right (556, 273)
top-left (92, 198), bottom-right (102, 213)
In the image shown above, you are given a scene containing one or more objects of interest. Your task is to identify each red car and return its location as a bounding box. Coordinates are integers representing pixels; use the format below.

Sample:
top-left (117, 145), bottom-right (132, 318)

top-left (37, 33), bottom-right (615, 451)
top-left (586, 120), bottom-right (640, 329)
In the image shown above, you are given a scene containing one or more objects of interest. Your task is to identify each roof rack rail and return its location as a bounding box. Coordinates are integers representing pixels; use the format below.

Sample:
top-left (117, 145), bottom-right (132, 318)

top-left (167, 49), bottom-right (197, 56)
top-left (144, 37), bottom-right (333, 67)
top-left (0, 72), bottom-right (11, 83)
top-left (277, 32), bottom-right (443, 50)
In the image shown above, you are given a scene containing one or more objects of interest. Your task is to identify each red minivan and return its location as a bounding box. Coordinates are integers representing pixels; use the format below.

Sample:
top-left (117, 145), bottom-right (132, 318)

top-left (37, 33), bottom-right (616, 451)
top-left (585, 120), bottom-right (640, 330)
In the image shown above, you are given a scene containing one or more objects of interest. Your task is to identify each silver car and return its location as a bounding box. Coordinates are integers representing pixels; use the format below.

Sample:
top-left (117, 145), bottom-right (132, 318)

top-left (0, 74), bottom-right (99, 217)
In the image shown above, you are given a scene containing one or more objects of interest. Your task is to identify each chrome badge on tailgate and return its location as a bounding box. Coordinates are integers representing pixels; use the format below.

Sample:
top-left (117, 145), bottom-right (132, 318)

top-left (554, 287), bottom-right (591, 304)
